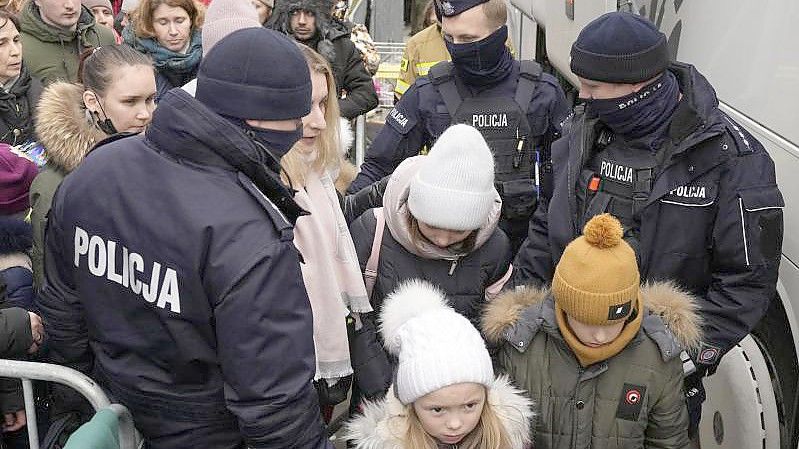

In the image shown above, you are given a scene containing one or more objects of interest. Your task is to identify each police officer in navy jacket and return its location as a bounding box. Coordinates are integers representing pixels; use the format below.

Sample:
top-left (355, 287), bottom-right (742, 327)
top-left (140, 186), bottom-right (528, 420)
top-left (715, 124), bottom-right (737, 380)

top-left (512, 12), bottom-right (784, 439)
top-left (347, 0), bottom-right (569, 253)
top-left (38, 28), bottom-right (331, 449)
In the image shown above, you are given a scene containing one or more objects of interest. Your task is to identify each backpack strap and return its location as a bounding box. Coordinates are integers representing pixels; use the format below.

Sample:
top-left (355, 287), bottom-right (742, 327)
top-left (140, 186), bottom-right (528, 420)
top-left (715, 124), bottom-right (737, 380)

top-left (428, 61), bottom-right (463, 117)
top-left (363, 207), bottom-right (386, 298)
top-left (514, 60), bottom-right (542, 113)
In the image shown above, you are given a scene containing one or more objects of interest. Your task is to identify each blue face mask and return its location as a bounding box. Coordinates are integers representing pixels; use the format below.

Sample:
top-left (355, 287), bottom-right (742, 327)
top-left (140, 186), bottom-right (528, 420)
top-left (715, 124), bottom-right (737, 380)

top-left (445, 25), bottom-right (513, 86)
top-left (585, 71), bottom-right (680, 141)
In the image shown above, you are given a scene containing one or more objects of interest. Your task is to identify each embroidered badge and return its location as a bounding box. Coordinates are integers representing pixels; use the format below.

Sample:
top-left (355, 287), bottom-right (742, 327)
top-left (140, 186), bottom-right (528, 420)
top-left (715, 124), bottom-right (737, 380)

top-left (616, 383), bottom-right (647, 421)
top-left (696, 343), bottom-right (722, 365)
top-left (607, 301), bottom-right (632, 321)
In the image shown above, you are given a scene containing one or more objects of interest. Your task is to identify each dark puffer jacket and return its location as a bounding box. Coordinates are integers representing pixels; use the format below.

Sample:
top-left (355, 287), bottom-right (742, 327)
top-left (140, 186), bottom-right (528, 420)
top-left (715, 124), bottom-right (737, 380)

top-left (484, 282), bottom-right (700, 449)
top-left (0, 217), bottom-right (35, 312)
top-left (0, 66), bottom-right (42, 145)
top-left (512, 62), bottom-right (784, 361)
top-left (269, 0), bottom-right (378, 119)
top-left (38, 89), bottom-right (329, 449)
top-left (350, 156), bottom-right (512, 325)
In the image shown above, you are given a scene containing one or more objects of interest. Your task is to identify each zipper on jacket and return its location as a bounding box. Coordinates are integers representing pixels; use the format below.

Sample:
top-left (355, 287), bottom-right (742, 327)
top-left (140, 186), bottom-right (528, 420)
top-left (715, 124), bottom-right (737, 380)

top-left (448, 258), bottom-right (459, 276)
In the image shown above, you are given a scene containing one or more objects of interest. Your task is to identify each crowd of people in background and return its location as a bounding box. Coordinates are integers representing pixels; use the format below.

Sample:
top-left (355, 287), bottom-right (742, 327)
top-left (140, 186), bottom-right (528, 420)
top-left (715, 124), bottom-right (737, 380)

top-left (0, 0), bottom-right (784, 448)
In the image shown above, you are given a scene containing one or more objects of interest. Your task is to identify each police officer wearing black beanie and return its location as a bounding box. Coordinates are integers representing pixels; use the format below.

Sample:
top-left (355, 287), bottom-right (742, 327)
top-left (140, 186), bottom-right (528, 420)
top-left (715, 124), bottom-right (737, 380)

top-left (38, 28), bottom-right (331, 449)
top-left (513, 11), bottom-right (783, 441)
top-left (348, 0), bottom-right (569, 254)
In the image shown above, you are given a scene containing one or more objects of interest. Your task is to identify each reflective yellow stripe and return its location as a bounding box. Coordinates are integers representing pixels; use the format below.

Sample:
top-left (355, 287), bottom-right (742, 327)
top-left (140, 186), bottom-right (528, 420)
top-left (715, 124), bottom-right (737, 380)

top-left (394, 79), bottom-right (411, 95)
top-left (416, 60), bottom-right (446, 76)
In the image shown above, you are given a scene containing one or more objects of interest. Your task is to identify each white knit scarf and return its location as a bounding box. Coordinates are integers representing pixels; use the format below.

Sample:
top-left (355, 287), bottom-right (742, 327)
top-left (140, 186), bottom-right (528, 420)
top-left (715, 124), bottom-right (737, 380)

top-left (292, 168), bottom-right (373, 380)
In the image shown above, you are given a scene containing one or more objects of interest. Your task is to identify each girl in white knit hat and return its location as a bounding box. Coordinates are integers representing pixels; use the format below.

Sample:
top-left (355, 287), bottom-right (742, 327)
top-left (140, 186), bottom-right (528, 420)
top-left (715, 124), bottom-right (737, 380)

top-left (345, 280), bottom-right (534, 449)
top-left (348, 123), bottom-right (512, 401)
top-left (350, 123), bottom-right (511, 322)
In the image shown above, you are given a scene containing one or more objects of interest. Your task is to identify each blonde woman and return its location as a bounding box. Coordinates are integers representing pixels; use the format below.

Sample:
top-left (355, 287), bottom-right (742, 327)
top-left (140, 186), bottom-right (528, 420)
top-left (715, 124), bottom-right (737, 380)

top-left (282, 44), bottom-right (386, 417)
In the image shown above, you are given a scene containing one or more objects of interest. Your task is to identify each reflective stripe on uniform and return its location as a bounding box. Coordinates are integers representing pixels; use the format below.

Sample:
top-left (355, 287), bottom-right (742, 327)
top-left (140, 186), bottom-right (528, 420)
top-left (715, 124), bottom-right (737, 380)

top-left (394, 79), bottom-right (411, 95)
top-left (416, 60), bottom-right (446, 76)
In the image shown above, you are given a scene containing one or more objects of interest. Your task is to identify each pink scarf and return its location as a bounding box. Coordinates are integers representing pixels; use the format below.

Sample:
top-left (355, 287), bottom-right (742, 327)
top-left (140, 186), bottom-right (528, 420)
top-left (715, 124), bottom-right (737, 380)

top-left (293, 169), bottom-right (373, 380)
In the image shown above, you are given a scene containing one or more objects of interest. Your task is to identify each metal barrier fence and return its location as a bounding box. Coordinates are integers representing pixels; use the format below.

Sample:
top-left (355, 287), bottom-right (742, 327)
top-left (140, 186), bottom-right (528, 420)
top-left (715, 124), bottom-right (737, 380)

top-left (350, 41), bottom-right (407, 168)
top-left (0, 359), bottom-right (139, 449)
top-left (373, 42), bottom-right (406, 109)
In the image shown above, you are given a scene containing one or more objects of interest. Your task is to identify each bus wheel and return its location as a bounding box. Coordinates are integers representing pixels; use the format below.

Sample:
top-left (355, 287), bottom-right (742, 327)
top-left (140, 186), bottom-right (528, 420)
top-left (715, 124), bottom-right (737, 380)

top-left (700, 335), bottom-right (781, 448)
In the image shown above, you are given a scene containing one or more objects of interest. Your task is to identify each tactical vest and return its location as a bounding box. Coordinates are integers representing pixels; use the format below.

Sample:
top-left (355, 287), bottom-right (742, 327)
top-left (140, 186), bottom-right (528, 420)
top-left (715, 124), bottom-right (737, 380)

top-left (429, 61), bottom-right (544, 221)
top-left (578, 132), bottom-right (660, 254)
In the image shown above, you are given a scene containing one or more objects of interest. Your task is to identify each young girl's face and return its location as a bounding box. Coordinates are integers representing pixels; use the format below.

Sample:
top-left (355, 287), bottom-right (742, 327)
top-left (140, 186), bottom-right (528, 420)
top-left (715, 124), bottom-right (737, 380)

top-left (417, 221), bottom-right (472, 249)
top-left (566, 314), bottom-right (625, 347)
top-left (413, 382), bottom-right (486, 445)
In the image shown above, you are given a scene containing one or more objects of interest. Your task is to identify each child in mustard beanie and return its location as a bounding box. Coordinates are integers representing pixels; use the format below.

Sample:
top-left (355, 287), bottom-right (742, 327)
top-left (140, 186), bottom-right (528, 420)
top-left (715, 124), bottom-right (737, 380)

top-left (482, 214), bottom-right (701, 448)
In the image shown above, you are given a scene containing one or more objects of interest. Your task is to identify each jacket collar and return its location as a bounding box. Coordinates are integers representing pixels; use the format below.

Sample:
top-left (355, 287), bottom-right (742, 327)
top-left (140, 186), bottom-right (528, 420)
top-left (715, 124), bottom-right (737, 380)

top-left (482, 281), bottom-right (702, 360)
top-left (144, 89), bottom-right (307, 224)
top-left (344, 376), bottom-right (534, 449)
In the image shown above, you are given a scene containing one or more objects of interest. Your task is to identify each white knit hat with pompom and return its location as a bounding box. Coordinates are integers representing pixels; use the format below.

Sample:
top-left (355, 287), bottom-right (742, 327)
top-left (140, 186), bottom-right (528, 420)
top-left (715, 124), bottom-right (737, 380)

top-left (380, 280), bottom-right (494, 404)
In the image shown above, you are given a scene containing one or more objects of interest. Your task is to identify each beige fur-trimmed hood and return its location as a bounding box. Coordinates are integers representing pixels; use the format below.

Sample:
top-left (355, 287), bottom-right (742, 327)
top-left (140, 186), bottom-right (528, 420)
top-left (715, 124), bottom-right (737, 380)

top-left (344, 376), bottom-right (534, 449)
top-left (35, 82), bottom-right (107, 173)
top-left (482, 281), bottom-right (702, 352)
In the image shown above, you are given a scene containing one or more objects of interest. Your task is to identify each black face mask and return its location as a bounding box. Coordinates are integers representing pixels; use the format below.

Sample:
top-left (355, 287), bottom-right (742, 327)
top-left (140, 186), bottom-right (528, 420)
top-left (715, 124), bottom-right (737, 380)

top-left (585, 71), bottom-right (680, 141)
top-left (241, 120), bottom-right (304, 160)
top-left (445, 25), bottom-right (513, 86)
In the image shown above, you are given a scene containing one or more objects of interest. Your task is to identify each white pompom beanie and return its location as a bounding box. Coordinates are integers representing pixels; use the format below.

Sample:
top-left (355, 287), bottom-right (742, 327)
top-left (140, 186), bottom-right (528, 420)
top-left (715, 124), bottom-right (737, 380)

top-left (380, 280), bottom-right (494, 405)
top-left (407, 124), bottom-right (496, 231)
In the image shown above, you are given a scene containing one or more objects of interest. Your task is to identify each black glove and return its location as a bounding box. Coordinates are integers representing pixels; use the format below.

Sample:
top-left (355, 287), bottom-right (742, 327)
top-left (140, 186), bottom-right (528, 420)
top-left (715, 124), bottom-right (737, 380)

top-left (348, 314), bottom-right (391, 399)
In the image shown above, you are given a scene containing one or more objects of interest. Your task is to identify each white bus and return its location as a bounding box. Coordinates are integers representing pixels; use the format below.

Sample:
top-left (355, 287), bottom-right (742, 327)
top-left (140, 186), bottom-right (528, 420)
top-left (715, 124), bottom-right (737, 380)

top-left (505, 1), bottom-right (799, 447)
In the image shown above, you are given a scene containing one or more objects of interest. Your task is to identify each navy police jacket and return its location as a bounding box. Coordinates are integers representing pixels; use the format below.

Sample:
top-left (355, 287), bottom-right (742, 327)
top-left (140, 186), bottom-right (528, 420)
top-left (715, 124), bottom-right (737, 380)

top-left (513, 63), bottom-right (784, 364)
top-left (347, 61), bottom-right (570, 193)
top-left (38, 90), bottom-right (329, 449)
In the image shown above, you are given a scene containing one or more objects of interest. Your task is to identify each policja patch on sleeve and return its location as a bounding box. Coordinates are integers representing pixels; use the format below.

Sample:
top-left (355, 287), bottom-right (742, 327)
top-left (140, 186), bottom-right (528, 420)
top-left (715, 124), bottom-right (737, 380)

top-left (616, 383), bottom-right (647, 421)
top-left (386, 107), bottom-right (416, 135)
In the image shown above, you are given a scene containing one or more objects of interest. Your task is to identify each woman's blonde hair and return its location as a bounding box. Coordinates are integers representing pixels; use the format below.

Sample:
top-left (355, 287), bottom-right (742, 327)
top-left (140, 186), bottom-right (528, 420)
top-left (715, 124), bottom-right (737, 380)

top-left (403, 389), bottom-right (512, 449)
top-left (281, 44), bottom-right (342, 188)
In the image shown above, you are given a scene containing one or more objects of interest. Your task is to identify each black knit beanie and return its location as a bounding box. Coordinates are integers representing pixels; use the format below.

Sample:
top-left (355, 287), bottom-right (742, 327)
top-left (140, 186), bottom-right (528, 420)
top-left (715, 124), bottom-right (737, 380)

top-left (196, 28), bottom-right (311, 121)
top-left (570, 12), bottom-right (670, 84)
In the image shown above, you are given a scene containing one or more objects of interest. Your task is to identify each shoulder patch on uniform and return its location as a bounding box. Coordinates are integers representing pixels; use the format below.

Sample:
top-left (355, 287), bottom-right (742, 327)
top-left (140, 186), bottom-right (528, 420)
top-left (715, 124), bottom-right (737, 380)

top-left (695, 342), bottom-right (722, 365)
top-left (386, 106), bottom-right (416, 135)
top-left (616, 383), bottom-right (647, 421)
top-left (400, 57), bottom-right (409, 73)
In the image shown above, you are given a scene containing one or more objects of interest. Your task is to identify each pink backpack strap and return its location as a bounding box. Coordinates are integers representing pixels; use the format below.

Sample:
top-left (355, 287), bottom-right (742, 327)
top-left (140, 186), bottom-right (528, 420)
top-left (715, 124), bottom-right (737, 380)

top-left (363, 207), bottom-right (385, 298)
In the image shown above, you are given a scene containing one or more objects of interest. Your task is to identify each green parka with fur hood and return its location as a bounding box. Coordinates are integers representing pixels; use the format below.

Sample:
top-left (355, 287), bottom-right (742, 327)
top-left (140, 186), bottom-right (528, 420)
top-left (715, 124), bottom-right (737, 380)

top-left (29, 82), bottom-right (107, 290)
top-left (483, 281), bottom-right (701, 449)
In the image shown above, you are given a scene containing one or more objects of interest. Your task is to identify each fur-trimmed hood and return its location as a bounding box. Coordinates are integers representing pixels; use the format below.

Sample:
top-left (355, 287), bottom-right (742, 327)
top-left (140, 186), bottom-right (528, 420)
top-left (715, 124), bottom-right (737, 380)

top-left (344, 376), bottom-right (534, 449)
top-left (268, 0), bottom-right (351, 63)
top-left (482, 281), bottom-right (702, 353)
top-left (35, 82), bottom-right (107, 173)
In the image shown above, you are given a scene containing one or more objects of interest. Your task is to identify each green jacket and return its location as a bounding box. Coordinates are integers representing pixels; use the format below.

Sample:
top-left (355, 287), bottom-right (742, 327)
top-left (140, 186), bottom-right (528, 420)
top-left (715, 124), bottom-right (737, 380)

top-left (483, 282), bottom-right (702, 449)
top-left (19, 3), bottom-right (115, 85)
top-left (30, 82), bottom-right (106, 289)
